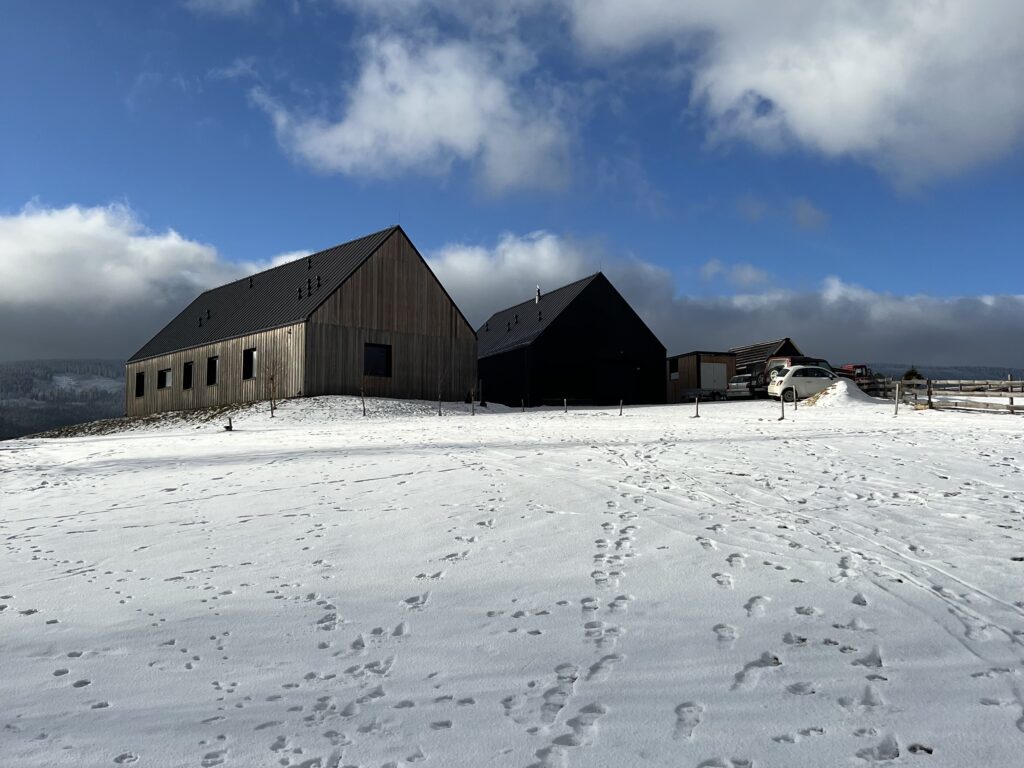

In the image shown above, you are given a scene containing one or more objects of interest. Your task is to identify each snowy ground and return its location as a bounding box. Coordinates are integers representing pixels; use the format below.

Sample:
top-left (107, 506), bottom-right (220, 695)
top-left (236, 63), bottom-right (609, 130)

top-left (2, 391), bottom-right (1023, 768)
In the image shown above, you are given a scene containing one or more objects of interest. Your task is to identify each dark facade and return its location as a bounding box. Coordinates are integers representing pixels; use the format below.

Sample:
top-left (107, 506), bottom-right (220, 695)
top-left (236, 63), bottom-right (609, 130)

top-left (477, 273), bottom-right (666, 407)
top-left (126, 226), bottom-right (476, 417)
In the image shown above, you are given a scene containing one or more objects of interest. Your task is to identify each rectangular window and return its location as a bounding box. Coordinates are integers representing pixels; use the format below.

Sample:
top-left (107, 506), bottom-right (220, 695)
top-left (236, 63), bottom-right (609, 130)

top-left (206, 356), bottom-right (219, 386)
top-left (364, 343), bottom-right (392, 377)
top-left (157, 368), bottom-right (172, 389)
top-left (242, 347), bottom-right (256, 380)
top-left (182, 361), bottom-right (194, 391)
top-left (134, 371), bottom-right (145, 398)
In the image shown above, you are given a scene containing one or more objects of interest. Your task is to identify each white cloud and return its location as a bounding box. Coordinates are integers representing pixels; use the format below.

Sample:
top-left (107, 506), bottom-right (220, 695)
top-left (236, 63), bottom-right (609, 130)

top-left (565, 0), bottom-right (1024, 184)
top-left (0, 203), bottom-right (262, 361)
top-left (184, 0), bottom-right (261, 16)
top-left (790, 197), bottom-right (829, 231)
top-left (429, 229), bottom-right (1024, 366)
top-left (208, 57), bottom-right (259, 81)
top-left (700, 259), bottom-right (770, 288)
top-left (252, 35), bottom-right (569, 191)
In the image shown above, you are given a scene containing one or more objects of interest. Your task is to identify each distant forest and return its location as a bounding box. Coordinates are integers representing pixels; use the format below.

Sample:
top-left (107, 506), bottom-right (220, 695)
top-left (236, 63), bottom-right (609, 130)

top-left (0, 359), bottom-right (123, 440)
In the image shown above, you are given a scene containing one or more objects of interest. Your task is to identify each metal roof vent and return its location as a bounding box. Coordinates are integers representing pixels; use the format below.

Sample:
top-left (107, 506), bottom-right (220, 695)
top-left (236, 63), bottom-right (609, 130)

top-left (307, 277), bottom-right (312, 293)
top-left (316, 275), bottom-right (321, 288)
top-left (485, 321), bottom-right (489, 332)
top-left (248, 276), bottom-right (253, 288)
top-left (297, 287), bottom-right (302, 300)
top-left (206, 309), bottom-right (211, 320)
top-left (307, 256), bottom-right (312, 270)
top-left (198, 317), bottom-right (202, 327)
top-left (507, 321), bottom-right (511, 332)
top-left (536, 285), bottom-right (541, 304)
top-left (538, 310), bottom-right (542, 322)
top-left (514, 313), bottom-right (519, 324)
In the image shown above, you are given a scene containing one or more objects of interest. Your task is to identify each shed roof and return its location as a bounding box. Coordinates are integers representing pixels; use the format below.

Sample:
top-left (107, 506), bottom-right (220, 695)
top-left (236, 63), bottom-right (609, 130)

top-left (129, 226), bottom-right (399, 362)
top-left (727, 337), bottom-right (802, 369)
top-left (476, 273), bottom-right (601, 359)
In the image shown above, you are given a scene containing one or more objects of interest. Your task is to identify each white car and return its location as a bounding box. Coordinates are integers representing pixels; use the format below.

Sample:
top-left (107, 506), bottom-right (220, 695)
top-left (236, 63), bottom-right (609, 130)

top-left (767, 365), bottom-right (838, 401)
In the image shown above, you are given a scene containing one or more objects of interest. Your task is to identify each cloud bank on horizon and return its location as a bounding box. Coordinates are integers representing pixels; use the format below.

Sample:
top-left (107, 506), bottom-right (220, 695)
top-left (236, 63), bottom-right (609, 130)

top-left (2, 202), bottom-right (1021, 367)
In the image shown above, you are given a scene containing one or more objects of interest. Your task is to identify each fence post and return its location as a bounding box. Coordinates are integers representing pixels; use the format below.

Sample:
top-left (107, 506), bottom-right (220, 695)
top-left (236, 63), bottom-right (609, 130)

top-left (793, 389), bottom-right (797, 411)
top-left (692, 395), bottom-right (700, 419)
top-left (564, 397), bottom-right (567, 413)
top-left (778, 397), bottom-right (785, 421)
top-left (894, 382), bottom-right (900, 417)
top-left (927, 379), bottom-right (932, 409)
top-left (619, 399), bottom-right (623, 416)
top-left (521, 398), bottom-right (525, 413)
top-left (361, 389), bottom-right (366, 417)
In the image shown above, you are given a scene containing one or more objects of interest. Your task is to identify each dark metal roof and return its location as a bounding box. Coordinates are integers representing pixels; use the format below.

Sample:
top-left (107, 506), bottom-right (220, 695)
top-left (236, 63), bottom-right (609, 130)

top-left (129, 226), bottom-right (399, 362)
top-left (727, 337), bottom-right (802, 369)
top-left (668, 350), bottom-right (736, 360)
top-left (476, 273), bottom-right (600, 359)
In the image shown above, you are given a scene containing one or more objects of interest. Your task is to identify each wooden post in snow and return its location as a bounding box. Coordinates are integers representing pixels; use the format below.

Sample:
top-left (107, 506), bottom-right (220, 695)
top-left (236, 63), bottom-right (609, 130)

top-left (894, 382), bottom-right (901, 416)
top-left (361, 388), bottom-right (366, 417)
top-left (692, 395), bottom-right (700, 418)
top-left (619, 399), bottom-right (623, 416)
top-left (927, 379), bottom-right (933, 409)
top-left (778, 397), bottom-right (785, 421)
top-left (564, 398), bottom-right (567, 413)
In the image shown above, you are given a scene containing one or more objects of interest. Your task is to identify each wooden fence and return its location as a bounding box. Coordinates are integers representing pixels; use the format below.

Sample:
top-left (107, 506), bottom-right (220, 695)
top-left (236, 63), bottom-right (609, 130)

top-left (867, 378), bottom-right (1023, 414)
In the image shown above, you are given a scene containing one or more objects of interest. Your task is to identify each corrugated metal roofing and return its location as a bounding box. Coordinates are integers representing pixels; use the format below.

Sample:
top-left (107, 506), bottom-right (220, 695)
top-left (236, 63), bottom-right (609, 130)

top-left (129, 226), bottom-right (398, 362)
top-left (476, 273), bottom-right (600, 359)
top-left (727, 337), bottom-right (801, 369)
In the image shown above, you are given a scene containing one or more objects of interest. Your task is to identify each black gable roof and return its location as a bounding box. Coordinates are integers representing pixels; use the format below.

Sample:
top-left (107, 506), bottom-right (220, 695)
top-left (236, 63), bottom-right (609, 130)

top-left (727, 337), bottom-right (802, 369)
top-left (129, 226), bottom-right (398, 362)
top-left (476, 273), bottom-right (601, 359)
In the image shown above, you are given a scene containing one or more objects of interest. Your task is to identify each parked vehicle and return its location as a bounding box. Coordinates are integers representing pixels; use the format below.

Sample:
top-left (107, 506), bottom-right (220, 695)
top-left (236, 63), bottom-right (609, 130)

top-left (765, 355), bottom-right (839, 384)
top-left (726, 374), bottom-right (754, 399)
top-left (767, 365), bottom-right (839, 401)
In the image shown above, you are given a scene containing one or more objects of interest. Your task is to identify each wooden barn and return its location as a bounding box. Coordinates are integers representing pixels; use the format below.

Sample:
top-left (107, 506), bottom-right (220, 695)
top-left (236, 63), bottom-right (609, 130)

top-left (667, 351), bottom-right (736, 402)
top-left (728, 337), bottom-right (802, 378)
top-left (126, 226), bottom-right (476, 417)
top-left (476, 273), bottom-right (666, 408)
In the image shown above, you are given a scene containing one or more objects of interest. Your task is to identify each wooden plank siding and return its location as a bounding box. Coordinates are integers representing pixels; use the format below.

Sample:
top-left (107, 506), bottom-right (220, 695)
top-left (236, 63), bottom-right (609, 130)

top-left (125, 323), bottom-right (305, 417)
top-left (304, 229), bottom-right (477, 401)
top-left (667, 352), bottom-right (736, 402)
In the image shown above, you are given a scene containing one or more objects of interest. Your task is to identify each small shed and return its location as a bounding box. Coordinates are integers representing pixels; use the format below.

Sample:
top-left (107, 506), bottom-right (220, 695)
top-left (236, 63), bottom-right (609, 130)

top-left (667, 351), bottom-right (736, 402)
top-left (728, 337), bottom-right (802, 377)
top-left (477, 273), bottom-right (666, 407)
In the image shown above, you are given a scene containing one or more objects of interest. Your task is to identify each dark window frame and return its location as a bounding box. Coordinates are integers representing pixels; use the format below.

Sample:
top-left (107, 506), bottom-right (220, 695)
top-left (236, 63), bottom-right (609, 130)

top-left (157, 368), bottom-right (172, 390)
top-left (363, 342), bottom-right (392, 378)
top-left (206, 355), bottom-right (219, 386)
top-left (182, 361), bottom-right (194, 391)
top-left (134, 371), bottom-right (145, 398)
top-left (242, 347), bottom-right (257, 380)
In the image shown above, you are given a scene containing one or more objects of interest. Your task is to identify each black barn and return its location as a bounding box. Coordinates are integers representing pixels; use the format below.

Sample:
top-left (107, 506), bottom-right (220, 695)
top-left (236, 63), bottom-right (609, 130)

top-left (477, 273), bottom-right (666, 407)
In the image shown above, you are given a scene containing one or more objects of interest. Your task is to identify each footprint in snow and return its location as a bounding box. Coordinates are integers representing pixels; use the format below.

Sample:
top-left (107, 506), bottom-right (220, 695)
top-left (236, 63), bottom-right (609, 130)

top-left (744, 596), bottom-right (770, 618)
top-left (712, 573), bottom-right (734, 589)
top-left (673, 701), bottom-right (704, 740)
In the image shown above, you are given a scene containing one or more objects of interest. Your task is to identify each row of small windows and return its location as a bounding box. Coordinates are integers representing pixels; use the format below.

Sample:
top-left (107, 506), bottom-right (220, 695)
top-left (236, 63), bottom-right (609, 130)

top-left (134, 343), bottom-right (392, 397)
top-left (134, 351), bottom-right (250, 397)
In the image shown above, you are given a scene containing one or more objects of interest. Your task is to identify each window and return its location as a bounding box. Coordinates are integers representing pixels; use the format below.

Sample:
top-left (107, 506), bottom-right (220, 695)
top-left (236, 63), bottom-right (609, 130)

top-left (182, 361), bottom-right (194, 391)
top-left (206, 356), bottom-right (219, 386)
top-left (242, 347), bottom-right (256, 380)
top-left (364, 343), bottom-right (392, 377)
top-left (668, 357), bottom-right (679, 381)
top-left (157, 368), bottom-right (172, 389)
top-left (134, 371), bottom-right (145, 398)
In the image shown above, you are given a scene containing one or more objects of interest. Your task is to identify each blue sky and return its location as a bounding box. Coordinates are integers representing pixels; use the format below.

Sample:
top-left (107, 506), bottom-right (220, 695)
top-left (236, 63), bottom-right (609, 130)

top-left (2, 1), bottom-right (1023, 365)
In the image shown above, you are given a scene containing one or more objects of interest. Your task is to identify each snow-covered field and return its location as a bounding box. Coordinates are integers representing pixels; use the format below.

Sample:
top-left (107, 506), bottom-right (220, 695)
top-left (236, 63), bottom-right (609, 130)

top-left (2, 389), bottom-right (1023, 768)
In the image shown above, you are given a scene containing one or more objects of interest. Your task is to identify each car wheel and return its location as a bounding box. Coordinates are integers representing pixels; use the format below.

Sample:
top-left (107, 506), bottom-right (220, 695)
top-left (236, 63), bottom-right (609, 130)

top-left (782, 388), bottom-right (796, 403)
